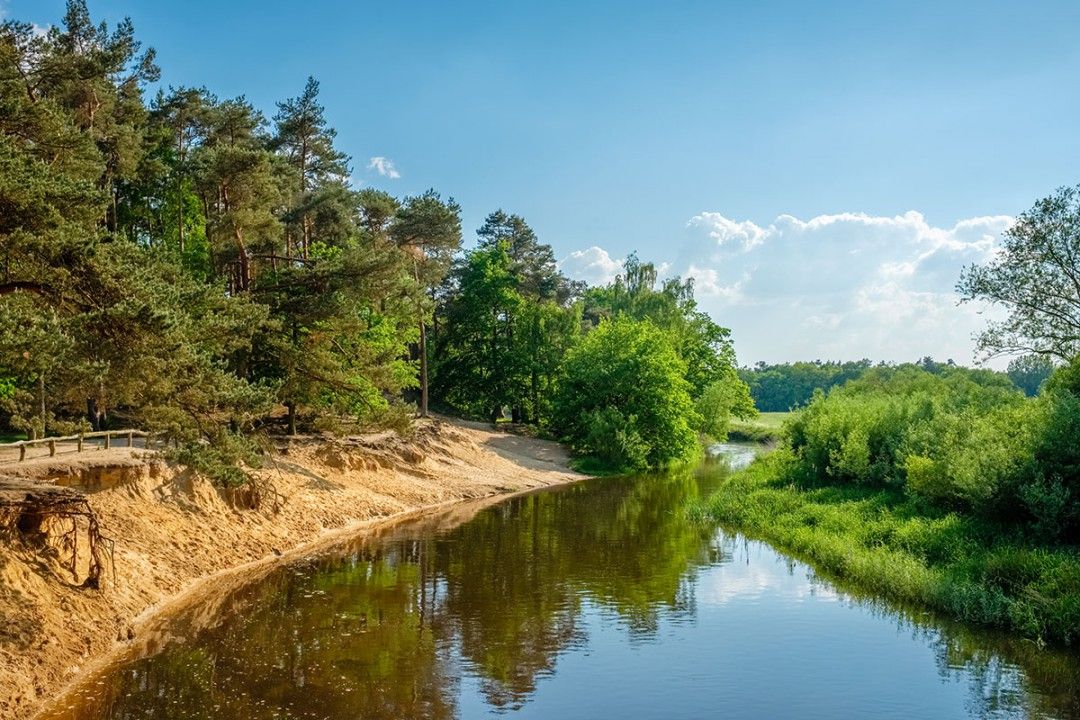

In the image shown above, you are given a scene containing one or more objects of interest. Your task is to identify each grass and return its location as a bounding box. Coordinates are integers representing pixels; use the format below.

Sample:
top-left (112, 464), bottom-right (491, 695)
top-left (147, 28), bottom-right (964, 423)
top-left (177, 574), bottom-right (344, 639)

top-left (727, 411), bottom-right (792, 442)
top-left (755, 411), bottom-right (792, 428)
top-left (696, 450), bottom-right (1080, 647)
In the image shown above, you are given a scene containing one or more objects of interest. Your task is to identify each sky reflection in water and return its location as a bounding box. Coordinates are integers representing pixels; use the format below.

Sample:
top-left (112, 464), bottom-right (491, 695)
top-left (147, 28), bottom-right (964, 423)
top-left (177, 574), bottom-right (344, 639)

top-left (40, 444), bottom-right (1080, 720)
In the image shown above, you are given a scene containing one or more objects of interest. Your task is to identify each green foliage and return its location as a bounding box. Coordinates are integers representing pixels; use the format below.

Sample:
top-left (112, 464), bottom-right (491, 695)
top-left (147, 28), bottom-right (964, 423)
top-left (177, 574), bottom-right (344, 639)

top-left (739, 360), bottom-right (873, 411)
top-left (168, 429), bottom-right (265, 488)
top-left (553, 318), bottom-right (698, 470)
top-left (764, 364), bottom-right (1080, 542)
top-left (695, 372), bottom-right (757, 441)
top-left (0, 2), bottom-right (460, 483)
top-left (701, 451), bottom-right (1080, 646)
top-left (432, 242), bottom-right (527, 420)
top-left (580, 407), bottom-right (650, 470)
top-left (582, 255), bottom-right (744, 396)
top-left (1008, 354), bottom-right (1055, 396)
top-left (475, 210), bottom-right (577, 303)
top-left (740, 357), bottom-right (1021, 412)
top-left (958, 184), bottom-right (1080, 360)
top-left (431, 214), bottom-right (576, 424)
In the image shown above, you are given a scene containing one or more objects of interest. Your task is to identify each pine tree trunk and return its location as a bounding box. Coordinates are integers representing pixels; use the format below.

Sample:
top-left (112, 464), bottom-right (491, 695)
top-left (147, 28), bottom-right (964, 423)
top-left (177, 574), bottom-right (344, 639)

top-left (38, 375), bottom-right (46, 439)
top-left (419, 317), bottom-right (428, 418)
top-left (177, 130), bottom-right (185, 253)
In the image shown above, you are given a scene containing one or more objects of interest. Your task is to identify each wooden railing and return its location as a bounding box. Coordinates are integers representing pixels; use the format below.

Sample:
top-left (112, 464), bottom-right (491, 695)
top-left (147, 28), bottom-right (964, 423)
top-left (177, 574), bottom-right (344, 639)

top-left (0, 429), bottom-right (153, 463)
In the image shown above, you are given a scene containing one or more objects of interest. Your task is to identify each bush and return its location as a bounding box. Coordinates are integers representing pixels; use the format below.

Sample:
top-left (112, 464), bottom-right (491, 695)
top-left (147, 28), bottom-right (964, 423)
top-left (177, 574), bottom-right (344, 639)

top-left (168, 429), bottom-right (265, 488)
top-left (581, 407), bottom-right (649, 470)
top-left (777, 365), bottom-right (1080, 541)
top-left (694, 376), bottom-right (756, 442)
top-left (553, 317), bottom-right (698, 471)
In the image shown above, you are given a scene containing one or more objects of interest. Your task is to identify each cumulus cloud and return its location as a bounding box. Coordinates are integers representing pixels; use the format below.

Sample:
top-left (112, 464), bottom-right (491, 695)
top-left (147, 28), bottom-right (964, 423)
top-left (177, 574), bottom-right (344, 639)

top-left (686, 264), bottom-right (747, 302)
top-left (688, 213), bottom-right (770, 251)
top-left (680, 209), bottom-right (1014, 365)
top-left (564, 210), bottom-right (1013, 366)
top-left (367, 156), bottom-right (400, 179)
top-left (558, 246), bottom-right (622, 286)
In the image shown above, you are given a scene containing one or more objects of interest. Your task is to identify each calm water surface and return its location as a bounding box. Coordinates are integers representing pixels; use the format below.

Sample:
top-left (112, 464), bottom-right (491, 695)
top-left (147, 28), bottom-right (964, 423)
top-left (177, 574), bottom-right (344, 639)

top-left (41, 444), bottom-right (1080, 719)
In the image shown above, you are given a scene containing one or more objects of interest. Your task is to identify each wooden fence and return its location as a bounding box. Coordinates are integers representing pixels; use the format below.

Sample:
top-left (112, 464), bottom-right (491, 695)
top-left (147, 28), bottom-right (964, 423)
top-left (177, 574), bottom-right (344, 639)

top-left (0, 429), bottom-right (153, 463)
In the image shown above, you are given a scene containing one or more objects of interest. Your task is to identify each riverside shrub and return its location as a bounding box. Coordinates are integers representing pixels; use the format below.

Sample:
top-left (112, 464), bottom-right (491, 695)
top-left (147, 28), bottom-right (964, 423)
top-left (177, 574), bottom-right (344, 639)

top-left (553, 318), bottom-right (698, 471)
top-left (700, 448), bottom-right (1080, 645)
top-left (782, 366), bottom-right (1080, 541)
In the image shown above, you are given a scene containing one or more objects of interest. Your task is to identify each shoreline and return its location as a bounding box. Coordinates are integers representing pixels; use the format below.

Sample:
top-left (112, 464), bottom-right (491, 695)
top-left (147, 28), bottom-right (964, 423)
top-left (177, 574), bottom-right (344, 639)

top-left (35, 481), bottom-right (582, 720)
top-left (1, 418), bottom-right (585, 720)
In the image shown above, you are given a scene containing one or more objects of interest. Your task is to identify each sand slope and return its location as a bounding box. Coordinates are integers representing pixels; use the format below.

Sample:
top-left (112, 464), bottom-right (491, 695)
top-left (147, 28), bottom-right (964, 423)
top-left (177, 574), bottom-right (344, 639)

top-left (0, 418), bottom-right (581, 720)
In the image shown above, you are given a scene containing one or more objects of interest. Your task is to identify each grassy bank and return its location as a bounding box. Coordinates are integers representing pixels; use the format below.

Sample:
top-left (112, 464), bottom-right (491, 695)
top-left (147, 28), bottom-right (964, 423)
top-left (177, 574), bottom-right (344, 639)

top-left (696, 449), bottom-right (1080, 646)
top-left (727, 411), bottom-right (790, 442)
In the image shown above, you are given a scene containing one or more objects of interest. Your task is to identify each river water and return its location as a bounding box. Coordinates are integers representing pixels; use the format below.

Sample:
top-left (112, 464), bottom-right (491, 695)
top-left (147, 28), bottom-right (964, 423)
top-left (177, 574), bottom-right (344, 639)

top-left (40, 444), bottom-right (1080, 719)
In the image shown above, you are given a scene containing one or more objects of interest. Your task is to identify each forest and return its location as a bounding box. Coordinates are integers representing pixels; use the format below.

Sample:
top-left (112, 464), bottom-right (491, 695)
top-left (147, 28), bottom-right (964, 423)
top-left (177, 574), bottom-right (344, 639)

top-left (740, 355), bottom-right (1054, 412)
top-left (0, 2), bottom-right (753, 478)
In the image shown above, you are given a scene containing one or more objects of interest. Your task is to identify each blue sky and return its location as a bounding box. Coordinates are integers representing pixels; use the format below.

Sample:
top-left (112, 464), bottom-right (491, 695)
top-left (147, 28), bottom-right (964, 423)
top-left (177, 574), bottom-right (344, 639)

top-left (7, 0), bottom-right (1080, 365)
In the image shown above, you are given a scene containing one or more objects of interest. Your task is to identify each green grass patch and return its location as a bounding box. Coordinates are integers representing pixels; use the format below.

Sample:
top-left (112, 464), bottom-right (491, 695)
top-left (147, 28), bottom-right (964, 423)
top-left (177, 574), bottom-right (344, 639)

top-left (700, 450), bottom-right (1080, 647)
top-left (756, 411), bottom-right (792, 427)
top-left (727, 411), bottom-right (792, 442)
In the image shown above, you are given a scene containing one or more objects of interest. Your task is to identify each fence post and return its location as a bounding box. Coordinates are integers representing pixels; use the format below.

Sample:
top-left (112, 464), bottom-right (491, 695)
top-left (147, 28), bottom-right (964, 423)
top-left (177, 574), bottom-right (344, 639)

top-left (127, 431), bottom-right (133, 448)
top-left (48, 440), bottom-right (56, 457)
top-left (78, 434), bottom-right (84, 453)
top-left (104, 433), bottom-right (111, 450)
top-left (19, 444), bottom-right (25, 462)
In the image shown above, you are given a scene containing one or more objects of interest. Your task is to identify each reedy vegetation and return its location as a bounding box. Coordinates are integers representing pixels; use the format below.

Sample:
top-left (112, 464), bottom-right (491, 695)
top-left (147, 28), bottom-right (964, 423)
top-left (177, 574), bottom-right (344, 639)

top-left (0, 2), bottom-right (752, 478)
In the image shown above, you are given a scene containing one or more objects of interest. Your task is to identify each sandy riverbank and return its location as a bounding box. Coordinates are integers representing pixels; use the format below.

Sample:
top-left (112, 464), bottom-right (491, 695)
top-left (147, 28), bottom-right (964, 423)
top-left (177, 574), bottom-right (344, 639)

top-left (0, 418), bottom-right (582, 720)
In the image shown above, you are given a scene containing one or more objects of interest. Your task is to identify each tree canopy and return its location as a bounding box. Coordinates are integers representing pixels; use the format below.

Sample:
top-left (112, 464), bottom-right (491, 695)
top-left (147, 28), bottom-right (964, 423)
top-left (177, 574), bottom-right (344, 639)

top-left (0, 0), bottom-right (753, 476)
top-left (959, 184), bottom-right (1080, 360)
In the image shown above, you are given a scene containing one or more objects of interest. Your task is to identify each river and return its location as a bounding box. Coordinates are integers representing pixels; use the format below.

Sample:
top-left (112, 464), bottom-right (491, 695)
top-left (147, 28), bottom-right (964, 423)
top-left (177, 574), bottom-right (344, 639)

top-left (39, 444), bottom-right (1080, 719)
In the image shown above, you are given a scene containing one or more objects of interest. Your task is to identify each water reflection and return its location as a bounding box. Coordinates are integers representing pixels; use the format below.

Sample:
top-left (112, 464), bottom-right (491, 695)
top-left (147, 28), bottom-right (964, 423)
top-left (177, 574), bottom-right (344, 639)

top-left (40, 449), bottom-right (1080, 720)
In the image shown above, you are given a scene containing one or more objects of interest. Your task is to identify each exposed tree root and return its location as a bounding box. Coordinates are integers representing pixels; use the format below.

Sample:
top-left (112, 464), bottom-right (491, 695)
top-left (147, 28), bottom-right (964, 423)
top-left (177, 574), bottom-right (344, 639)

top-left (0, 478), bottom-right (114, 589)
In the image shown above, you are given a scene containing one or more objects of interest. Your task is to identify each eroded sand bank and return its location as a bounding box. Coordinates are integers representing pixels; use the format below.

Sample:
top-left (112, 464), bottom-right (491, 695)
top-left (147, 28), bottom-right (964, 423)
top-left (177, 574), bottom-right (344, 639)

top-left (0, 418), bottom-right (582, 720)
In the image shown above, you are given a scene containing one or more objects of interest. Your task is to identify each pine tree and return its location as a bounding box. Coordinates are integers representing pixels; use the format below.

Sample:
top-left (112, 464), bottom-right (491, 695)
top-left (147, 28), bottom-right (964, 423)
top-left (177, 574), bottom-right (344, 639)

top-left (272, 76), bottom-right (349, 259)
top-left (194, 97), bottom-right (280, 292)
top-left (391, 191), bottom-right (462, 417)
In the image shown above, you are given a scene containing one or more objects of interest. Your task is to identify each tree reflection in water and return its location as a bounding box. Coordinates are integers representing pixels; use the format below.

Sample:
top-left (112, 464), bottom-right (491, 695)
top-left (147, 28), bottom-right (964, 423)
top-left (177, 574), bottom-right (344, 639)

top-left (41, 458), bottom-right (1080, 720)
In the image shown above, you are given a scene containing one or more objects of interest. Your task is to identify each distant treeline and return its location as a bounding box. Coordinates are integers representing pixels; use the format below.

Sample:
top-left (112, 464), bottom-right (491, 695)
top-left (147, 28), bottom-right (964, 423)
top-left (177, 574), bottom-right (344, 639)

top-left (740, 355), bottom-right (1055, 411)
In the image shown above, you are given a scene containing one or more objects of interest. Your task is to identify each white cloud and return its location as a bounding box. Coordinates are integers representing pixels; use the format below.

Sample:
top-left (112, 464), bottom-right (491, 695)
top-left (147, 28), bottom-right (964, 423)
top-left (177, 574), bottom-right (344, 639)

top-left (688, 213), bottom-right (769, 250)
top-left (680, 209), bottom-right (1014, 366)
top-left (569, 210), bottom-right (1014, 366)
top-left (687, 264), bottom-right (746, 302)
top-left (559, 246), bottom-right (622, 286)
top-left (367, 156), bottom-right (400, 179)
top-left (0, 3), bottom-right (48, 35)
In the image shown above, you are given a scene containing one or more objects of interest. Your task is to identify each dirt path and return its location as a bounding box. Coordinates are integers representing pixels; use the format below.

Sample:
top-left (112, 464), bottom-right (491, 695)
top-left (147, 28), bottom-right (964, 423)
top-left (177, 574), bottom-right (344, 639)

top-left (0, 418), bottom-right (584, 720)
